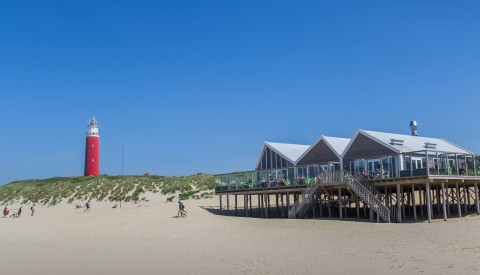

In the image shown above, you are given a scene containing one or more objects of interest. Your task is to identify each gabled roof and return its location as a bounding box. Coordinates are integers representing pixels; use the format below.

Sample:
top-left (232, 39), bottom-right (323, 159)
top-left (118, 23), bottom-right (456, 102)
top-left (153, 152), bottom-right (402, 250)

top-left (297, 135), bottom-right (350, 163)
top-left (256, 142), bottom-right (310, 169)
top-left (342, 129), bottom-right (473, 156)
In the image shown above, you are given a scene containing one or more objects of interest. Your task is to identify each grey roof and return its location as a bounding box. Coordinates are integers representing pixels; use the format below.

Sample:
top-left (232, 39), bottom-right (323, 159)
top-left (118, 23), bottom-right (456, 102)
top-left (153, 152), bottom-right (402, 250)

top-left (349, 129), bottom-right (473, 155)
top-left (323, 136), bottom-right (351, 156)
top-left (265, 142), bottom-right (310, 163)
top-left (256, 142), bottom-right (310, 169)
top-left (296, 135), bottom-right (351, 163)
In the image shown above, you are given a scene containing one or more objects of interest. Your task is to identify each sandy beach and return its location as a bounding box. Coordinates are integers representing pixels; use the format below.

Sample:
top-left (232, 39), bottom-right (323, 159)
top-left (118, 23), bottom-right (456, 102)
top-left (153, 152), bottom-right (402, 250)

top-left (1, 194), bottom-right (480, 275)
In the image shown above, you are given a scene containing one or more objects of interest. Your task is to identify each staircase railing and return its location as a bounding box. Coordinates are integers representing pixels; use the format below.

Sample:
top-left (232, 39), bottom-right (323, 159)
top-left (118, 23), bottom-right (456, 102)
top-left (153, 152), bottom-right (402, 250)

top-left (344, 170), bottom-right (390, 222)
top-left (287, 170), bottom-right (393, 222)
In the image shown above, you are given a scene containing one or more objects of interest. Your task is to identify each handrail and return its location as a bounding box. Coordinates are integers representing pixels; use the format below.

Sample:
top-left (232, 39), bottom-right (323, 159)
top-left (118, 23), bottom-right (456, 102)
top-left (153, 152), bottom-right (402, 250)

top-left (344, 170), bottom-right (390, 222)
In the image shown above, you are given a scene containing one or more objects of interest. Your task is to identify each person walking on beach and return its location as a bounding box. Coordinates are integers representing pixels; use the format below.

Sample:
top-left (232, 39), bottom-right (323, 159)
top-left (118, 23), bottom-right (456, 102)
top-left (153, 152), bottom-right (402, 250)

top-left (31, 204), bottom-right (35, 216)
top-left (18, 206), bottom-right (22, 218)
top-left (178, 200), bottom-right (183, 217)
top-left (3, 206), bottom-right (8, 218)
top-left (85, 200), bottom-right (91, 212)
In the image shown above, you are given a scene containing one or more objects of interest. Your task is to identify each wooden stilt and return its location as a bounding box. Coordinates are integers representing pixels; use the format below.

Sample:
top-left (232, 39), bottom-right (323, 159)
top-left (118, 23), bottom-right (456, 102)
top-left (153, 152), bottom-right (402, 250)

top-left (338, 188), bottom-right (342, 220)
top-left (446, 184), bottom-right (451, 218)
top-left (411, 184), bottom-right (417, 222)
top-left (281, 194), bottom-right (285, 218)
top-left (235, 195), bottom-right (238, 216)
top-left (219, 194), bottom-right (223, 214)
top-left (456, 183), bottom-right (462, 217)
top-left (363, 201), bottom-right (367, 217)
top-left (426, 181), bottom-right (432, 223)
top-left (419, 186), bottom-right (424, 219)
top-left (463, 184), bottom-right (468, 214)
top-left (276, 194), bottom-right (279, 218)
top-left (244, 195), bottom-right (247, 217)
top-left (286, 192), bottom-right (290, 218)
top-left (369, 208), bottom-right (373, 222)
top-left (396, 183), bottom-right (402, 223)
top-left (356, 197), bottom-right (360, 219)
top-left (258, 195), bottom-right (262, 218)
top-left (401, 186), bottom-right (405, 220)
top-left (264, 194), bottom-right (269, 218)
top-left (319, 194), bottom-right (323, 218)
top-left (227, 195), bottom-right (230, 211)
top-left (475, 183), bottom-right (480, 214)
top-left (441, 182), bottom-right (447, 221)
top-left (249, 195), bottom-right (252, 216)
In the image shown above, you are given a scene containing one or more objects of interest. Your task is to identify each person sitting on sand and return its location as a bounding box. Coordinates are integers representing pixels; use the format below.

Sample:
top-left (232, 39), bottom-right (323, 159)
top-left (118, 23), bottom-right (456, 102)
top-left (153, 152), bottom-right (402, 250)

top-left (84, 201), bottom-right (91, 212)
top-left (134, 200), bottom-right (138, 204)
top-left (112, 204), bottom-right (118, 209)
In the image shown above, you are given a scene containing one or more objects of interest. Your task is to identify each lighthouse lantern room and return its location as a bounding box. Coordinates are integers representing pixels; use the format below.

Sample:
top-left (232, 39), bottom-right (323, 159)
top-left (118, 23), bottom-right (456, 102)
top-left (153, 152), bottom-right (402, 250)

top-left (84, 117), bottom-right (100, 176)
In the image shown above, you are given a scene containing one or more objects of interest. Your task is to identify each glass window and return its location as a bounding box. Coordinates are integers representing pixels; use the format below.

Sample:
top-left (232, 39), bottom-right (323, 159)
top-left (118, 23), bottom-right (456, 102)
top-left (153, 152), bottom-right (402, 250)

top-left (276, 153), bottom-right (281, 168)
top-left (269, 170), bottom-right (278, 187)
top-left (281, 158), bottom-right (287, 168)
top-left (215, 176), bottom-right (221, 191)
top-left (236, 173), bottom-right (244, 189)
top-left (447, 154), bottom-right (457, 175)
top-left (458, 155), bottom-right (467, 176)
top-left (254, 172), bottom-right (260, 188)
top-left (260, 171), bottom-right (268, 188)
top-left (438, 153), bottom-right (448, 175)
top-left (297, 166), bottom-right (307, 185)
top-left (354, 159), bottom-right (365, 175)
top-left (381, 156), bottom-right (393, 178)
top-left (287, 167), bottom-right (295, 186)
top-left (427, 152), bottom-right (438, 175)
top-left (475, 156), bottom-right (480, 176)
top-left (466, 155), bottom-right (475, 176)
top-left (221, 175), bottom-right (228, 191)
top-left (307, 166), bottom-right (317, 184)
top-left (278, 169), bottom-right (287, 186)
top-left (229, 174), bottom-right (236, 190)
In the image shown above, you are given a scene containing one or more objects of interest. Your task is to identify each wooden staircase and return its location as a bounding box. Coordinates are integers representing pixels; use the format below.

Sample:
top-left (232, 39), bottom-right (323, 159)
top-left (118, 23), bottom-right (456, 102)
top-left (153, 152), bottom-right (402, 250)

top-left (288, 170), bottom-right (396, 223)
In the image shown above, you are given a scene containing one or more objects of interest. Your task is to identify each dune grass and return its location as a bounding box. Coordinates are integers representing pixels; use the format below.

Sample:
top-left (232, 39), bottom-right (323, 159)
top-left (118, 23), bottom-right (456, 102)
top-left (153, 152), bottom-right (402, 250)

top-left (0, 174), bottom-right (214, 206)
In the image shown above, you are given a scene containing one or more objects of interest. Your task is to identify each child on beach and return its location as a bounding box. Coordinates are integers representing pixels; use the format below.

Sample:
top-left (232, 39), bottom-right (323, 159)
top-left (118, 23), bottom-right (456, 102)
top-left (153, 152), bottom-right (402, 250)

top-left (3, 207), bottom-right (8, 218)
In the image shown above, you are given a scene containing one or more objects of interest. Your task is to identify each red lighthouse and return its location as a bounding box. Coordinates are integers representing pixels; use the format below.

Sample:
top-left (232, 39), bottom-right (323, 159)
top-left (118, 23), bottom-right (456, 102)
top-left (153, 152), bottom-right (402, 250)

top-left (84, 117), bottom-right (100, 176)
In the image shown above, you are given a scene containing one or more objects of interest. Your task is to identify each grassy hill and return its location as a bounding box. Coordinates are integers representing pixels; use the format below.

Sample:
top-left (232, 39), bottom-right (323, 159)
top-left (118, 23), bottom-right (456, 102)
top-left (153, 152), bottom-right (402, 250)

top-left (0, 174), bottom-right (214, 206)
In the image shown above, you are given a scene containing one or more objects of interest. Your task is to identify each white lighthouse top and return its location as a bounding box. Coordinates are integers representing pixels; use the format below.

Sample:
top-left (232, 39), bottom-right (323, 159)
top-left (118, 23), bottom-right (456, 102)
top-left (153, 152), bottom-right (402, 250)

top-left (86, 117), bottom-right (99, 137)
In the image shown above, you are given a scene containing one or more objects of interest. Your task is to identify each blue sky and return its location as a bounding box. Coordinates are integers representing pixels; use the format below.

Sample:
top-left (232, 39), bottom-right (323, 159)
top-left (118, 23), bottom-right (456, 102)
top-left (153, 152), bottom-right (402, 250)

top-left (1, 1), bottom-right (479, 186)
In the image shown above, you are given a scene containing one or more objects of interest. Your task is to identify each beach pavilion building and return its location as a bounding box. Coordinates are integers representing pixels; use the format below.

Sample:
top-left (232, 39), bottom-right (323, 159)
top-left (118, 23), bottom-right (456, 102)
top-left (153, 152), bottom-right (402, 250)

top-left (215, 125), bottom-right (480, 223)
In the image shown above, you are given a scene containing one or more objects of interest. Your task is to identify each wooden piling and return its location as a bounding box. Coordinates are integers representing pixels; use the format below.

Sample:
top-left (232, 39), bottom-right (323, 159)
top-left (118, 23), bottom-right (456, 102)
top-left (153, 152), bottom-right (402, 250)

top-left (411, 184), bottom-right (417, 222)
top-left (396, 184), bottom-right (402, 223)
top-left (475, 183), bottom-right (480, 214)
top-left (426, 181), bottom-right (432, 223)
top-left (441, 182), bottom-right (447, 221)
top-left (456, 183), bottom-right (462, 217)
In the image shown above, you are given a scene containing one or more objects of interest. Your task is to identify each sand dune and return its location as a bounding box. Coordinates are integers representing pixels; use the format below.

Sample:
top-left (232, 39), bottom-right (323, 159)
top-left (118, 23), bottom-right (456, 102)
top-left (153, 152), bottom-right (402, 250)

top-left (1, 194), bottom-right (480, 274)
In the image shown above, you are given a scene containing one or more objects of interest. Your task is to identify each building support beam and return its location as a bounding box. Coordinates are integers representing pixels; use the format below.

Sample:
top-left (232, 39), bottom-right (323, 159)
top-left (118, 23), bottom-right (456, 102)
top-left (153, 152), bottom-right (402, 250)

top-left (219, 195), bottom-right (222, 215)
top-left (396, 183), bottom-right (402, 223)
top-left (338, 188), bottom-right (342, 220)
top-left (286, 192), bottom-right (290, 218)
top-left (235, 195), bottom-right (237, 216)
top-left (411, 184), bottom-right (417, 222)
top-left (463, 184), bottom-right (468, 215)
top-left (226, 195), bottom-right (229, 211)
top-left (441, 182), bottom-right (447, 221)
top-left (475, 183), bottom-right (480, 214)
top-left (426, 181), bottom-right (432, 223)
top-left (456, 183), bottom-right (462, 218)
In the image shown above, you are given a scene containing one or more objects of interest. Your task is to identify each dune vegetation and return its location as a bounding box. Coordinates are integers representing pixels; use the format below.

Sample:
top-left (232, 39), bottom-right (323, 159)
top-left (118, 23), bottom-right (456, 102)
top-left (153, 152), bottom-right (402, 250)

top-left (0, 174), bottom-right (214, 206)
